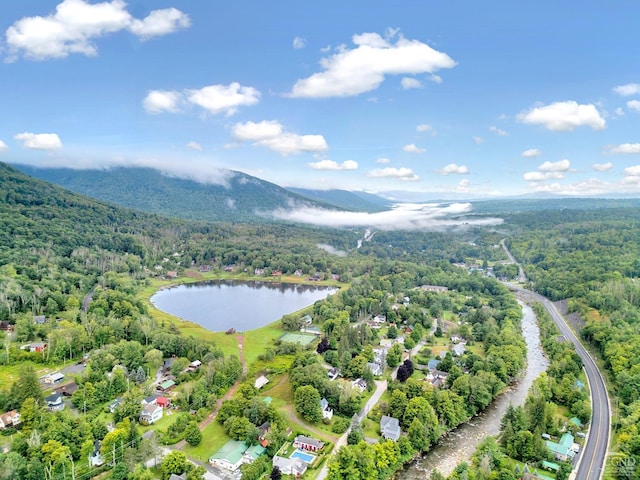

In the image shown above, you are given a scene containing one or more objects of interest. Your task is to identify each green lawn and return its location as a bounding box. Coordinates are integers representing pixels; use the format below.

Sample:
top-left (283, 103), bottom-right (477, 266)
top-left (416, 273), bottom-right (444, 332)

top-left (182, 419), bottom-right (229, 463)
top-left (260, 374), bottom-right (294, 406)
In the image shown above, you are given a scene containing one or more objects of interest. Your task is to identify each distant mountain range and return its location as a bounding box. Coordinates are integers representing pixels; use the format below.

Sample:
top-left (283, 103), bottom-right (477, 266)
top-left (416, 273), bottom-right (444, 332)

top-left (12, 163), bottom-right (640, 224)
top-left (15, 165), bottom-right (365, 223)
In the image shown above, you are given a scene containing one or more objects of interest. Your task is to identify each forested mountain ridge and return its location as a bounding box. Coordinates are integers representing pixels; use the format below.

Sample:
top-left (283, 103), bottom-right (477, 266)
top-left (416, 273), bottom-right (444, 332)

top-left (287, 187), bottom-right (390, 212)
top-left (15, 164), bottom-right (343, 223)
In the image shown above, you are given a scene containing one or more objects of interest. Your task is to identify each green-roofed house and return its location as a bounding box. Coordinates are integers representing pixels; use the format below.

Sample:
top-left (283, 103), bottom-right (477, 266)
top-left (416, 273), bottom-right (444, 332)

top-left (569, 416), bottom-right (583, 428)
top-left (243, 444), bottom-right (266, 463)
top-left (210, 440), bottom-right (247, 471)
top-left (209, 440), bottom-right (266, 472)
top-left (158, 379), bottom-right (176, 392)
top-left (546, 432), bottom-right (576, 461)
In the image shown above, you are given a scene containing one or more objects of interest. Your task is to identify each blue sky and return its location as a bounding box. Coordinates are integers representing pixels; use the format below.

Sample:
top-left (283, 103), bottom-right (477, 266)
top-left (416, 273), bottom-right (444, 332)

top-left (1, 0), bottom-right (640, 198)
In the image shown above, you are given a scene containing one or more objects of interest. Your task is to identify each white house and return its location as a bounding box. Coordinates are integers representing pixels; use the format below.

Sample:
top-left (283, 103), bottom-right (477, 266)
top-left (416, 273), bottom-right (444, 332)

top-left (272, 456), bottom-right (308, 476)
top-left (140, 404), bottom-right (163, 425)
top-left (254, 375), bottom-right (269, 390)
top-left (45, 393), bottom-right (65, 411)
top-left (351, 378), bottom-right (367, 393)
top-left (366, 362), bottom-right (382, 376)
top-left (0, 410), bottom-right (20, 429)
top-left (320, 398), bottom-right (333, 420)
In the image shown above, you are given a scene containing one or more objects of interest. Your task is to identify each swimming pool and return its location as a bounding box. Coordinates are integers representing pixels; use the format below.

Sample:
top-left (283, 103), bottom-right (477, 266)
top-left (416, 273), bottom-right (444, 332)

top-left (291, 449), bottom-right (316, 463)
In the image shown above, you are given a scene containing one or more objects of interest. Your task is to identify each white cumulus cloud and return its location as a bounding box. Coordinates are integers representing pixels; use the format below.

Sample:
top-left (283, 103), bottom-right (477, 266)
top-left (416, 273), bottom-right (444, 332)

top-left (5, 0), bottom-right (190, 61)
top-left (523, 159), bottom-right (570, 182)
top-left (186, 141), bottom-right (202, 151)
top-left (289, 30), bottom-right (456, 98)
top-left (143, 90), bottom-right (182, 113)
top-left (403, 143), bottom-right (425, 154)
top-left (517, 101), bottom-right (606, 131)
top-left (308, 160), bottom-right (358, 171)
top-left (293, 36), bottom-right (306, 49)
top-left (376, 157), bottom-right (390, 164)
top-left (0, 140), bottom-right (8, 152)
top-left (606, 143), bottom-right (640, 154)
top-left (522, 148), bottom-right (541, 158)
top-left (186, 83), bottom-right (260, 116)
top-left (439, 163), bottom-right (469, 175)
top-left (613, 83), bottom-right (640, 96)
top-left (232, 120), bottom-right (328, 156)
top-left (14, 132), bottom-right (63, 150)
top-left (490, 125), bottom-right (509, 136)
top-left (627, 100), bottom-right (640, 112)
top-left (539, 159), bottom-right (570, 172)
top-left (368, 167), bottom-right (419, 181)
top-left (143, 82), bottom-right (260, 116)
top-left (593, 162), bottom-right (613, 172)
top-left (401, 77), bottom-right (423, 90)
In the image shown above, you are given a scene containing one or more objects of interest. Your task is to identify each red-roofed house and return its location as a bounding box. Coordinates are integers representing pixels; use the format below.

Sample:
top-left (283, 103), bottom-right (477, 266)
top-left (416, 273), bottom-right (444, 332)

top-left (156, 397), bottom-right (171, 408)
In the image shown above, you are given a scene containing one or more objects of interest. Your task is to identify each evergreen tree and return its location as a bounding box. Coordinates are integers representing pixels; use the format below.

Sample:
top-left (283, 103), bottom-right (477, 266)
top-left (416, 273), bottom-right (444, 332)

top-left (10, 364), bottom-right (43, 408)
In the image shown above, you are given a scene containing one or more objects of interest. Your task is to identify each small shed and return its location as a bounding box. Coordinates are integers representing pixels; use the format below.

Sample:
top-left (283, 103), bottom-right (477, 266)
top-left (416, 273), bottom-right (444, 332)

top-left (254, 375), bottom-right (269, 390)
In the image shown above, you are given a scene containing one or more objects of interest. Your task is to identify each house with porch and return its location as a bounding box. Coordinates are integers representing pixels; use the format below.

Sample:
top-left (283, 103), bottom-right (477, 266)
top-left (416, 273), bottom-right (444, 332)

top-left (272, 456), bottom-right (308, 477)
top-left (140, 404), bottom-right (163, 425)
top-left (0, 410), bottom-right (20, 430)
top-left (293, 435), bottom-right (325, 452)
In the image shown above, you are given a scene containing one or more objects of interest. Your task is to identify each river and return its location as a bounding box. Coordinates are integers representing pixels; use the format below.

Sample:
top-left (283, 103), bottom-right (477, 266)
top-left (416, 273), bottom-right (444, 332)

top-left (400, 301), bottom-right (549, 478)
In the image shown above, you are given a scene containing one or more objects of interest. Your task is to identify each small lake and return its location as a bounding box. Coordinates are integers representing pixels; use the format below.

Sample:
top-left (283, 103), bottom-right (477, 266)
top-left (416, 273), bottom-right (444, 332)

top-left (150, 280), bottom-right (337, 332)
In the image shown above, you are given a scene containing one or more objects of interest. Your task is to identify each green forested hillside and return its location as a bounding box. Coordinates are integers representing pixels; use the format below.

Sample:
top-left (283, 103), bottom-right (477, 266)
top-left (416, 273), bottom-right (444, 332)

top-left (15, 164), bottom-right (341, 223)
top-left (287, 187), bottom-right (388, 212)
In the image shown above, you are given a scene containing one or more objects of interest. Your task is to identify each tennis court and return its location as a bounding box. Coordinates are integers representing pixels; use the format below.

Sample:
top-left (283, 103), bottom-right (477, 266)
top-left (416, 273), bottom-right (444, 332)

top-left (279, 332), bottom-right (316, 345)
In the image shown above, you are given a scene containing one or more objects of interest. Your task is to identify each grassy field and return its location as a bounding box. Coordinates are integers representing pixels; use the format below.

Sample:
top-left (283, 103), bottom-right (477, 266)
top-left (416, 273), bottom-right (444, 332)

top-left (182, 418), bottom-right (229, 463)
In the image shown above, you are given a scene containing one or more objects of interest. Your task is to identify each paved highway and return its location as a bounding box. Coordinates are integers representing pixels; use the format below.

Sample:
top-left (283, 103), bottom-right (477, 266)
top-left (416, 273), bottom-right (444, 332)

top-left (507, 286), bottom-right (610, 480)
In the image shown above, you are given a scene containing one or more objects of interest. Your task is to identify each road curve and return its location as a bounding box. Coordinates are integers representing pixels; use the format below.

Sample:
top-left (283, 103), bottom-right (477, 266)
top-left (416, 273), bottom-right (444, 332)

top-left (508, 285), bottom-right (610, 480)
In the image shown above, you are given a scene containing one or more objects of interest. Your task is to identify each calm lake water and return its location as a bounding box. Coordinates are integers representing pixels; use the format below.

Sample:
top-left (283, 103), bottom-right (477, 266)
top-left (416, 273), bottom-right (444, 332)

top-left (150, 280), bottom-right (337, 332)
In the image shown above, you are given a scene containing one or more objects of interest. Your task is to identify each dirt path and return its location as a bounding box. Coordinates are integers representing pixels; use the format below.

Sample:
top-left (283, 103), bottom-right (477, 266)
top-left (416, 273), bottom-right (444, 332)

top-left (175, 334), bottom-right (246, 449)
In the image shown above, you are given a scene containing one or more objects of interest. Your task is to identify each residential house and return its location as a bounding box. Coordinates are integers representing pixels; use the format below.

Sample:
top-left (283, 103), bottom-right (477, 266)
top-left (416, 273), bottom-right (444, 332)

top-left (546, 433), bottom-right (577, 462)
top-left (372, 315), bottom-right (386, 325)
top-left (320, 398), bottom-right (333, 420)
top-left (0, 410), bottom-right (20, 430)
top-left (141, 395), bottom-right (158, 406)
top-left (380, 415), bottom-right (401, 441)
top-left (427, 359), bottom-right (441, 371)
top-left (157, 379), bottom-right (176, 392)
top-left (22, 342), bottom-right (48, 353)
top-left (254, 268), bottom-right (265, 276)
top-left (0, 321), bottom-right (13, 332)
top-left (301, 315), bottom-right (312, 325)
top-left (163, 357), bottom-right (174, 374)
top-left (45, 393), bottom-right (65, 411)
top-left (199, 265), bottom-right (211, 273)
top-left (223, 265), bottom-right (236, 272)
top-left (293, 269), bottom-right (303, 277)
top-left (272, 456), bottom-right (308, 477)
top-left (380, 339), bottom-right (394, 348)
top-left (327, 367), bottom-right (340, 380)
top-left (140, 404), bottom-right (163, 425)
top-left (293, 435), bottom-right (325, 452)
top-left (187, 360), bottom-right (202, 371)
top-left (258, 421), bottom-right (270, 446)
top-left (33, 315), bottom-right (47, 325)
top-left (168, 475), bottom-right (186, 480)
top-left (90, 441), bottom-right (104, 467)
top-left (351, 378), bottom-right (367, 393)
top-left (209, 440), bottom-right (248, 471)
top-left (426, 370), bottom-right (449, 388)
top-left (419, 285), bottom-right (449, 293)
top-left (156, 397), bottom-right (171, 408)
top-left (108, 398), bottom-right (122, 413)
top-left (451, 342), bottom-right (466, 357)
top-left (271, 270), bottom-right (282, 276)
top-left (166, 271), bottom-right (178, 279)
top-left (44, 372), bottom-right (65, 384)
top-left (366, 362), bottom-right (382, 376)
top-left (242, 444), bottom-right (266, 463)
top-left (254, 375), bottom-right (269, 390)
